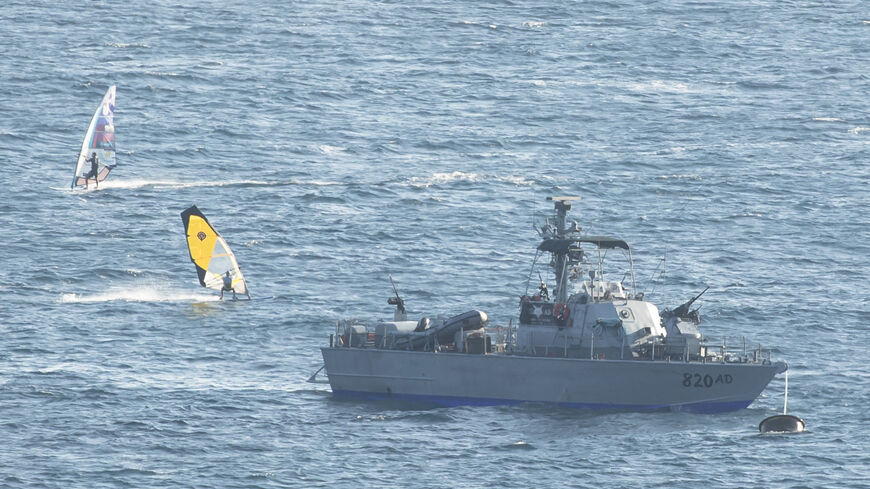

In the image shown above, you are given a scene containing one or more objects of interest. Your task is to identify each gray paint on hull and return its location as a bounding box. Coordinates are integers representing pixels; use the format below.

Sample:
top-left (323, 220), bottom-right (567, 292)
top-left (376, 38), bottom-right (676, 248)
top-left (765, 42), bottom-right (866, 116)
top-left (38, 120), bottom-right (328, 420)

top-left (321, 347), bottom-right (782, 412)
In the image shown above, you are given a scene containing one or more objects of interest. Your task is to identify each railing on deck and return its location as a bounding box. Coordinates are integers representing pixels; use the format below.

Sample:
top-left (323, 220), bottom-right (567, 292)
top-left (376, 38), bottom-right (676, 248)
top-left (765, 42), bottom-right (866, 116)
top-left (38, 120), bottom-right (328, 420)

top-left (331, 319), bottom-right (774, 364)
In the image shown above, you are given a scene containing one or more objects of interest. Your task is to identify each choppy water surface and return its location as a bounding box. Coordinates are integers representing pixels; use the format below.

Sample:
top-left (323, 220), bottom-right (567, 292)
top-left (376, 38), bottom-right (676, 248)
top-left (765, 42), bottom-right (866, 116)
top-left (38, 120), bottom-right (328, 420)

top-left (1, 1), bottom-right (869, 487)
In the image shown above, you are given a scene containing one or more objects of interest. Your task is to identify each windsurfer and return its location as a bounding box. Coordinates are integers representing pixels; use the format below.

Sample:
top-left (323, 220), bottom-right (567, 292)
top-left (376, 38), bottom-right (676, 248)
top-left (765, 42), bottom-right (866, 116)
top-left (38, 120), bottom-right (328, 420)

top-left (220, 271), bottom-right (237, 300)
top-left (84, 152), bottom-right (99, 188)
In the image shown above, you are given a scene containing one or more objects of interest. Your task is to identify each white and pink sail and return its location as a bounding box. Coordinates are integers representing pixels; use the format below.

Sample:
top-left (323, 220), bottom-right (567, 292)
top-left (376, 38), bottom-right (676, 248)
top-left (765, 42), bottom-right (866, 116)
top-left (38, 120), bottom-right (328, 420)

top-left (71, 86), bottom-right (116, 188)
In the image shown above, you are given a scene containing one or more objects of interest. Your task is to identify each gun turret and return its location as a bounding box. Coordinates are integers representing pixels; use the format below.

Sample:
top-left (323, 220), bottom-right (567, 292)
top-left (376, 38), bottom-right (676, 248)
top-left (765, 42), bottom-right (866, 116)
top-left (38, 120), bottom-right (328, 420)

top-left (672, 286), bottom-right (709, 318)
top-left (387, 275), bottom-right (407, 320)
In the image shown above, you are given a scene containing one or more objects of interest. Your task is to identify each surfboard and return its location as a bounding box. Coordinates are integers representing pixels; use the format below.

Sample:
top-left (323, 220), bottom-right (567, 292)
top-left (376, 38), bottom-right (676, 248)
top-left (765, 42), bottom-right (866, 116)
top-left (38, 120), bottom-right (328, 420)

top-left (215, 296), bottom-right (275, 304)
top-left (71, 86), bottom-right (117, 189)
top-left (180, 205), bottom-right (252, 300)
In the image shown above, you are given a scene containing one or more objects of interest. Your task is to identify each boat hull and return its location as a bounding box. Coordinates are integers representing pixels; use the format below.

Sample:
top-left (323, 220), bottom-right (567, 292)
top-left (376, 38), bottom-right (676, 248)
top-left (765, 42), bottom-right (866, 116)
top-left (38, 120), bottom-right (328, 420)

top-left (321, 347), bottom-right (784, 413)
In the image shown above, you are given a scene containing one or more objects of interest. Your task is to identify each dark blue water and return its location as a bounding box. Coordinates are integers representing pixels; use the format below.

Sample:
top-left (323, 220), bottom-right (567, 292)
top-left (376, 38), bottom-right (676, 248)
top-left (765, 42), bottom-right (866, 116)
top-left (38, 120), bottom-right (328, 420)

top-left (2, 1), bottom-right (869, 487)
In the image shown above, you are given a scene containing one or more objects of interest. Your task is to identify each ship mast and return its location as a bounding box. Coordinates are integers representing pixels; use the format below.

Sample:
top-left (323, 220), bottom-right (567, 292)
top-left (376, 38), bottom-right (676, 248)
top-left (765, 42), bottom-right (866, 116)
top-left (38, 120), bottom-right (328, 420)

top-left (546, 196), bottom-right (582, 303)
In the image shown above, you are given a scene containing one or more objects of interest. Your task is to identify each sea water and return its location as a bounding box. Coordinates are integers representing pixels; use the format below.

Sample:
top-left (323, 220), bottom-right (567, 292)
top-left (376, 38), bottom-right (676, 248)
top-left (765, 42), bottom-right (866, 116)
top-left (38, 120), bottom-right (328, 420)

top-left (1, 0), bottom-right (868, 487)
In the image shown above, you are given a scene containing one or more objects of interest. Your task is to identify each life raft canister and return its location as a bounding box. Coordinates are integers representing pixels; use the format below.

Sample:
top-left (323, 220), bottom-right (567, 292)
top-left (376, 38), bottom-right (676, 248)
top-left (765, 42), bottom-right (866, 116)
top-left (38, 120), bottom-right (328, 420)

top-left (554, 303), bottom-right (570, 321)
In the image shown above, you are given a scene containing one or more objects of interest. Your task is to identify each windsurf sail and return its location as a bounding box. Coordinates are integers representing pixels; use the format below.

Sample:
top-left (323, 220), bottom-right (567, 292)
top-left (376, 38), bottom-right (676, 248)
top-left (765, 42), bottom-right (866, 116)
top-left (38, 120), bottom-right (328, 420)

top-left (180, 205), bottom-right (250, 298)
top-left (71, 86), bottom-right (117, 188)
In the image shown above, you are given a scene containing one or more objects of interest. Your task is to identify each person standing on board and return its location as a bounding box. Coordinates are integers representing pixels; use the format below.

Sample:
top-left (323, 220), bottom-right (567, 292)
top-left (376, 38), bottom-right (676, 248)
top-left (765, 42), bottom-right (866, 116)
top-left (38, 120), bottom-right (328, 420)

top-left (220, 271), bottom-right (237, 300)
top-left (84, 152), bottom-right (100, 188)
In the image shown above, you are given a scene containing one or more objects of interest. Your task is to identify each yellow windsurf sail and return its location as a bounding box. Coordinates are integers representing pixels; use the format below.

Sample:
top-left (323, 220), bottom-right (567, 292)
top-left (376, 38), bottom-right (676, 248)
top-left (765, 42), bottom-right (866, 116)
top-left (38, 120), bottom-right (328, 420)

top-left (180, 206), bottom-right (249, 297)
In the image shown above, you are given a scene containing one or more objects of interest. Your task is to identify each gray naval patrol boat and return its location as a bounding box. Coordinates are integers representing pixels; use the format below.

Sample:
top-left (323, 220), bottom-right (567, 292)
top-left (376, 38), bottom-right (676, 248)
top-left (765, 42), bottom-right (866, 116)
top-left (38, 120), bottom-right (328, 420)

top-left (319, 196), bottom-right (786, 413)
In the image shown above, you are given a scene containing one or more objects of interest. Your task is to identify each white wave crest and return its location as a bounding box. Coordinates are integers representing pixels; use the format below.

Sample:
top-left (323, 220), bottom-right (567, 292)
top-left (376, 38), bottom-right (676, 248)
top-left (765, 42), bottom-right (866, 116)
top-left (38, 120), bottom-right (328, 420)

top-left (107, 42), bottom-right (149, 48)
top-left (657, 174), bottom-right (702, 181)
top-left (408, 171), bottom-right (534, 188)
top-left (317, 145), bottom-right (346, 154)
top-left (627, 80), bottom-right (692, 94)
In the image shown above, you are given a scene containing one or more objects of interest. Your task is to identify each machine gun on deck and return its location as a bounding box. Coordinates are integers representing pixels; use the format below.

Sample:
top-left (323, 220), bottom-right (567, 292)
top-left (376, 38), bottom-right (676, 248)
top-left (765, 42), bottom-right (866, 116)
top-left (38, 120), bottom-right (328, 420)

top-left (671, 286), bottom-right (709, 320)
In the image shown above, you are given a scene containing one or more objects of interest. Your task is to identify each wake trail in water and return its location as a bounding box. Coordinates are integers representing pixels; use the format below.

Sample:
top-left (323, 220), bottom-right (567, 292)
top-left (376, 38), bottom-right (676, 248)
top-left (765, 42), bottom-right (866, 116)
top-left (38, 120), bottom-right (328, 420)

top-left (53, 174), bottom-right (539, 194)
top-left (61, 287), bottom-right (218, 303)
top-left (52, 178), bottom-right (348, 192)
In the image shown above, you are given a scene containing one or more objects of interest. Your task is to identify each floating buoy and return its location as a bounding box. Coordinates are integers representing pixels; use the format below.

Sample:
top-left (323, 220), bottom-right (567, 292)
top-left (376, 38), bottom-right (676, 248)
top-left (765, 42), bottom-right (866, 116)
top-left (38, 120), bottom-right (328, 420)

top-left (759, 414), bottom-right (806, 433)
top-left (759, 365), bottom-right (806, 433)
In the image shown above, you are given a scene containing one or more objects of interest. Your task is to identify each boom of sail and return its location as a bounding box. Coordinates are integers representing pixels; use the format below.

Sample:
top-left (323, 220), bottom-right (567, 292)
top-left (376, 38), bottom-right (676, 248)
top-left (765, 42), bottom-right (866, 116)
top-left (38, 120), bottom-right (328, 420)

top-left (180, 205), bottom-right (249, 297)
top-left (71, 86), bottom-right (116, 188)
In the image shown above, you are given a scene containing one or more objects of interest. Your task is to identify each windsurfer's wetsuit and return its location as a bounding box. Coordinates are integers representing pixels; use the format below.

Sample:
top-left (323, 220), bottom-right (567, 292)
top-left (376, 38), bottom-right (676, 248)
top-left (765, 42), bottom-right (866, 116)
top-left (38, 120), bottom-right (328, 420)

top-left (84, 154), bottom-right (99, 188)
